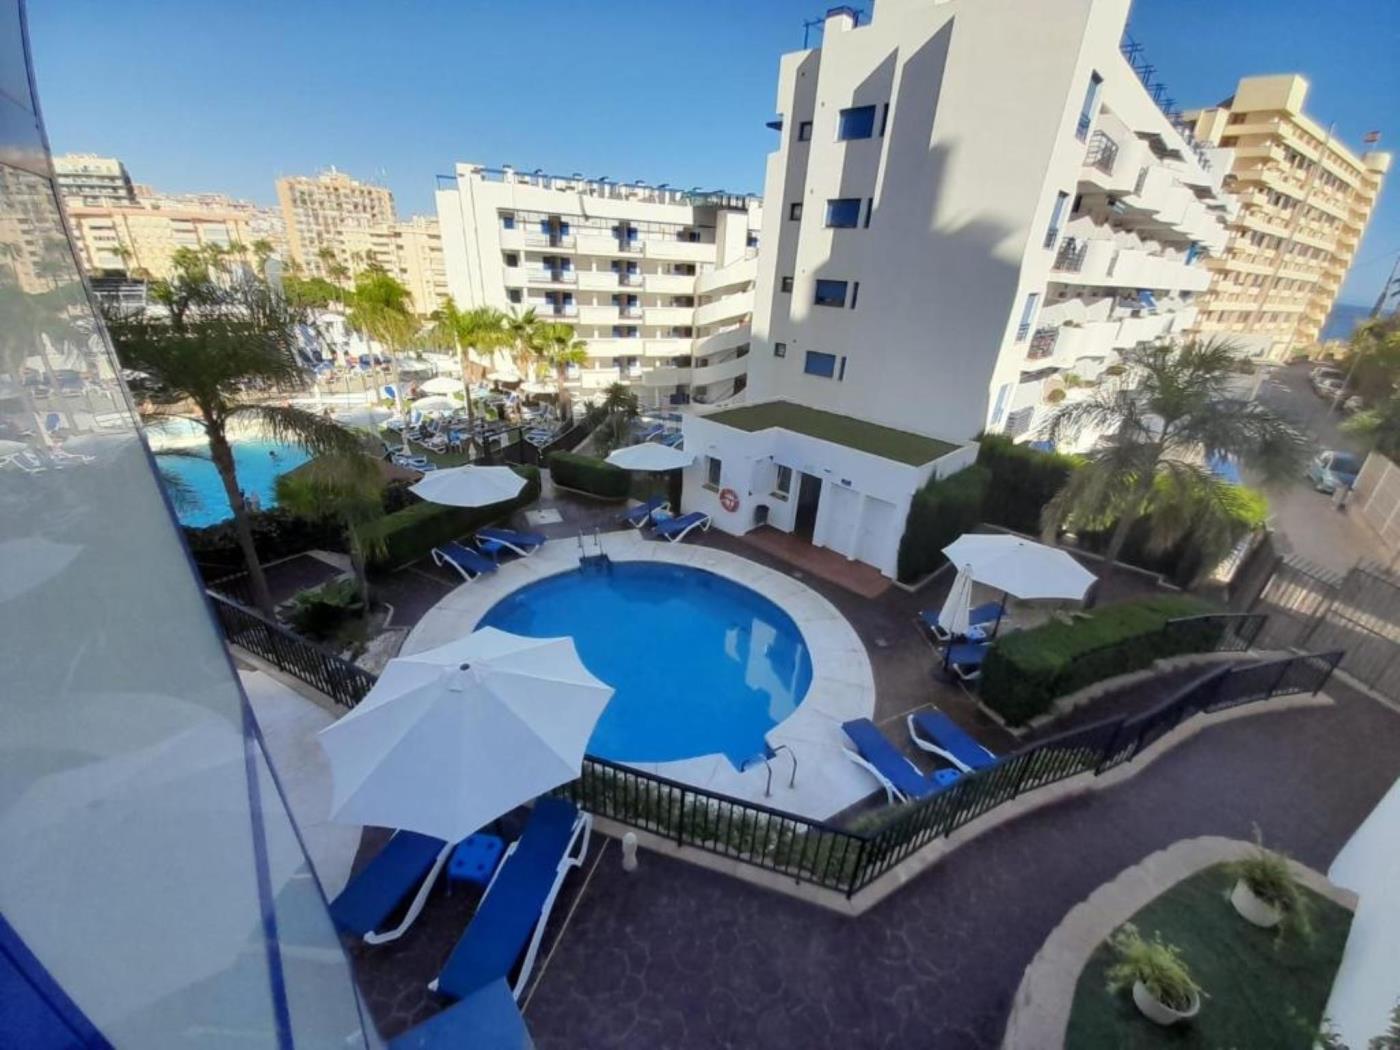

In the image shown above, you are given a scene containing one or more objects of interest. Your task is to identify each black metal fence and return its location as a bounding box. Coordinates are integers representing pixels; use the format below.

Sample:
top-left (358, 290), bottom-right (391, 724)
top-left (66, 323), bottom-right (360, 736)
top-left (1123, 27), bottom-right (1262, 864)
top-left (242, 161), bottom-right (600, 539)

top-left (209, 590), bottom-right (376, 709)
top-left (555, 650), bottom-right (1341, 898)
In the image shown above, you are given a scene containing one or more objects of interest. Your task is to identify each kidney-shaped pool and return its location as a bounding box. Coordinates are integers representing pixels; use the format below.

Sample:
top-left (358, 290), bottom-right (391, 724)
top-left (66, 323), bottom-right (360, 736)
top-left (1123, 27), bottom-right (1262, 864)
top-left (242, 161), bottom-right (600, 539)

top-left (478, 561), bottom-right (813, 768)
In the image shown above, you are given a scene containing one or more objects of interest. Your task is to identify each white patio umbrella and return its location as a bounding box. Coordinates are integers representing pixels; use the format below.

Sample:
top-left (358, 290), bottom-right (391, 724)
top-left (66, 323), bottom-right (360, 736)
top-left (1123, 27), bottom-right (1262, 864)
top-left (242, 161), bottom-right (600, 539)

top-left (420, 375), bottom-right (465, 396)
top-left (318, 628), bottom-right (613, 844)
top-left (605, 443), bottom-right (694, 472)
top-left (942, 534), bottom-right (1096, 602)
top-left (413, 394), bottom-right (462, 414)
top-left (410, 464), bottom-right (526, 507)
top-left (938, 564), bottom-right (976, 639)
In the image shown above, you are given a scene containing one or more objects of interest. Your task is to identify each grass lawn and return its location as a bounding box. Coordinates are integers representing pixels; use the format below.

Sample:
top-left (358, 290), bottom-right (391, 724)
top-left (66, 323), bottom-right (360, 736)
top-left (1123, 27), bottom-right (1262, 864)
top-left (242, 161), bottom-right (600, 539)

top-left (1066, 864), bottom-right (1351, 1049)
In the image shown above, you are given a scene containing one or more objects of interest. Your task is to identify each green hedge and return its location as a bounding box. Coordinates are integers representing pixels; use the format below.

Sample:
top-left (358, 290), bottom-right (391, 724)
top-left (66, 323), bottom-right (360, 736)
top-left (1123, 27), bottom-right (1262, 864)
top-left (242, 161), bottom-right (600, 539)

top-left (896, 465), bottom-right (990, 582)
top-left (358, 466), bottom-right (540, 568)
top-left (979, 594), bottom-right (1215, 726)
top-left (976, 433), bottom-right (1077, 535)
top-left (184, 507), bottom-right (347, 580)
top-left (547, 451), bottom-right (631, 500)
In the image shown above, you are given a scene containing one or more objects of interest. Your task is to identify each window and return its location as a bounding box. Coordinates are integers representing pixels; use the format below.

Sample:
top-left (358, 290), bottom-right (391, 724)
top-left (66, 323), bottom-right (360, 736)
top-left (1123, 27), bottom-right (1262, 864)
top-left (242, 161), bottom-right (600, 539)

top-left (838, 356), bottom-right (848, 381)
top-left (1014, 292), bottom-right (1039, 341)
top-left (507, 288), bottom-right (522, 304)
top-left (1044, 191), bottom-right (1068, 249)
top-left (879, 102), bottom-right (890, 137)
top-left (780, 276), bottom-right (793, 293)
top-left (1076, 72), bottom-right (1103, 141)
top-left (863, 198), bottom-right (874, 227)
top-left (773, 341), bottom-right (787, 358)
top-left (849, 281), bottom-right (860, 310)
top-left (612, 325), bottom-right (639, 338)
top-left (798, 121), bottom-right (812, 142)
top-left (774, 465), bottom-right (793, 498)
top-left (837, 105), bottom-right (877, 140)
top-left (826, 198), bottom-right (861, 228)
top-left (814, 279), bottom-right (848, 307)
top-left (503, 252), bottom-right (519, 267)
top-left (789, 202), bottom-right (803, 221)
top-left (705, 456), bottom-right (722, 489)
top-left (747, 233), bottom-right (759, 249)
top-left (501, 214), bottom-right (516, 230)
top-left (804, 350), bottom-right (837, 378)
top-left (990, 382), bottom-right (1010, 426)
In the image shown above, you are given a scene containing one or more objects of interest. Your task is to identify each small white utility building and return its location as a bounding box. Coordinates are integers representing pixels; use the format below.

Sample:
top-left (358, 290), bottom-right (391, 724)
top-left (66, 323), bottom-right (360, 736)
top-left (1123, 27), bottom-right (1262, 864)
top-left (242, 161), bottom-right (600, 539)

top-left (680, 399), bottom-right (976, 579)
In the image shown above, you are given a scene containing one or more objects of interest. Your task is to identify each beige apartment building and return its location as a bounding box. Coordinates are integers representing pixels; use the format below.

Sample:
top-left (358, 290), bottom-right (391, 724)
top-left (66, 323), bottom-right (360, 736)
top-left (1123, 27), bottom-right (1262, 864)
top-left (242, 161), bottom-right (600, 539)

top-left (1186, 75), bottom-right (1390, 359)
top-left (52, 153), bottom-right (136, 205)
top-left (342, 215), bottom-right (449, 316)
top-left (276, 167), bottom-right (395, 279)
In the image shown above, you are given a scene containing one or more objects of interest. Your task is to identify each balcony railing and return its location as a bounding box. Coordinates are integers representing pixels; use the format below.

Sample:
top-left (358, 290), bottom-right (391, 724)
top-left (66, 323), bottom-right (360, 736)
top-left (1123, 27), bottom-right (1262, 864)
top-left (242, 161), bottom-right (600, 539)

top-left (620, 307), bottom-right (643, 319)
top-left (1027, 325), bottom-right (1060, 360)
top-left (618, 273), bottom-right (643, 286)
top-left (1052, 239), bottom-right (1087, 273)
top-left (547, 306), bottom-right (578, 318)
top-left (527, 269), bottom-right (577, 285)
top-left (524, 233), bottom-right (575, 249)
top-left (617, 240), bottom-right (643, 254)
top-left (1086, 130), bottom-right (1119, 174)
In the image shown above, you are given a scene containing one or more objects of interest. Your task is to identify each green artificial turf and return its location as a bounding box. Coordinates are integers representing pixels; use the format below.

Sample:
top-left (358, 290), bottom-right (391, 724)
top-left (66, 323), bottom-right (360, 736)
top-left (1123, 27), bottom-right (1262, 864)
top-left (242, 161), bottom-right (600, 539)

top-left (1066, 864), bottom-right (1352, 1049)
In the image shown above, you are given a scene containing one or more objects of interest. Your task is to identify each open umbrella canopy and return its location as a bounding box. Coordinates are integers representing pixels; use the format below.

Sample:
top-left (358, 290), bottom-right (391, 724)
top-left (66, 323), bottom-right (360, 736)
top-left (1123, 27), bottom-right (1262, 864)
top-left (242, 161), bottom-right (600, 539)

top-left (410, 465), bottom-right (526, 507)
top-left (938, 565), bottom-right (976, 638)
top-left (605, 443), bottom-right (694, 471)
top-left (420, 376), bottom-right (466, 396)
top-left (941, 534), bottom-right (1096, 601)
top-left (318, 628), bottom-right (613, 843)
top-left (413, 394), bottom-right (463, 414)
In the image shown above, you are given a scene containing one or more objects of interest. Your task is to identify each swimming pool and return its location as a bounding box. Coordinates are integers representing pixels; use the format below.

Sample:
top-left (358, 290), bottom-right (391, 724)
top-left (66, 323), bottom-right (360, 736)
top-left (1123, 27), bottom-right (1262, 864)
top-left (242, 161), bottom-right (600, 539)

top-left (478, 561), bottom-right (813, 768)
top-left (148, 421), bottom-right (310, 528)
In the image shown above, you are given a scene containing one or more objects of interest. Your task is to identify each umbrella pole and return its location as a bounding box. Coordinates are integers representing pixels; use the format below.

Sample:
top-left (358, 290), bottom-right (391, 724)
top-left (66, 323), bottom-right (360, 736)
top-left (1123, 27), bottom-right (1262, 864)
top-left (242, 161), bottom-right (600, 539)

top-left (993, 591), bottom-right (1008, 637)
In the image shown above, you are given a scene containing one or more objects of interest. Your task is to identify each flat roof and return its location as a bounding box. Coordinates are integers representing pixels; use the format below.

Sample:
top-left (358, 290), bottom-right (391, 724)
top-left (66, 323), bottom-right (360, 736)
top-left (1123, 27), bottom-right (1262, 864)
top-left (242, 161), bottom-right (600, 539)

top-left (703, 402), bottom-right (957, 466)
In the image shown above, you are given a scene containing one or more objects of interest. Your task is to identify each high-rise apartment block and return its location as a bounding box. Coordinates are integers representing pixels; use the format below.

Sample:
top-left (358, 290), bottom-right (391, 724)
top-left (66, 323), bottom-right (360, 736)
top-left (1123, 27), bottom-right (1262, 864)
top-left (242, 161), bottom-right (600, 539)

top-left (1185, 75), bottom-right (1391, 359)
top-left (362, 216), bottom-right (449, 316)
top-left (436, 164), bottom-right (761, 402)
top-left (52, 153), bottom-right (136, 205)
top-left (276, 167), bottom-right (396, 279)
top-left (680, 0), bottom-right (1233, 579)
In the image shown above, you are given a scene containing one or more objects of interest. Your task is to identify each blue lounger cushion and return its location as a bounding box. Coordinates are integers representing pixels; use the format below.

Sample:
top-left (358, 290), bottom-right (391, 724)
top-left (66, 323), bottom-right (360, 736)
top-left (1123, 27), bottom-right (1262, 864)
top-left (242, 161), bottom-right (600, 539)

top-left (910, 710), bottom-right (998, 771)
top-left (389, 979), bottom-right (530, 1049)
top-left (652, 511), bottom-right (708, 538)
top-left (477, 526), bottom-right (547, 549)
top-left (620, 496), bottom-right (666, 527)
top-left (436, 798), bottom-right (579, 1001)
top-left (946, 641), bottom-right (989, 668)
top-left (842, 719), bottom-right (955, 801)
top-left (329, 831), bottom-right (446, 937)
top-left (918, 601), bottom-right (1003, 634)
top-left (437, 541), bottom-right (498, 577)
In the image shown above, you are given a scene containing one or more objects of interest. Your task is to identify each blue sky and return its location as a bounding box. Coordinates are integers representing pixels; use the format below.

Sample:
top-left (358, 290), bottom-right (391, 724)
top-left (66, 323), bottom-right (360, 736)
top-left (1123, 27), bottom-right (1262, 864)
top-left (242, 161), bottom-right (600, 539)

top-left (26, 0), bottom-right (1400, 305)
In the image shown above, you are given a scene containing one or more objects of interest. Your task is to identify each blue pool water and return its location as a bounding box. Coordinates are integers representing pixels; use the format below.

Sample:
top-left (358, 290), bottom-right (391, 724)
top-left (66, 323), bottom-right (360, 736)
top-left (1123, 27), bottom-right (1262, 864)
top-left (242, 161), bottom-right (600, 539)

top-left (156, 435), bottom-right (311, 528)
top-left (479, 562), bottom-right (813, 767)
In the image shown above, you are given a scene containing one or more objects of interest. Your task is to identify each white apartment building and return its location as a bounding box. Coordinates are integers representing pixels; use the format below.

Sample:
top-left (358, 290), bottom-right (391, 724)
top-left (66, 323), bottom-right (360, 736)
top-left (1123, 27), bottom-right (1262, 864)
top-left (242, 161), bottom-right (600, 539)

top-left (435, 163), bottom-right (762, 406)
top-left (52, 153), bottom-right (136, 205)
top-left (680, 0), bottom-right (1234, 579)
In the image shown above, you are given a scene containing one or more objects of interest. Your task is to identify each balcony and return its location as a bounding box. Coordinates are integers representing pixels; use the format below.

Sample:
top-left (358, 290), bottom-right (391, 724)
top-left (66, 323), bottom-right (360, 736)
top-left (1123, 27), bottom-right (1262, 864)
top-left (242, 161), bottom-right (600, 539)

top-left (693, 324), bottom-right (750, 357)
top-left (619, 306), bottom-right (643, 320)
top-left (691, 351), bottom-right (749, 387)
top-left (618, 272), bottom-right (644, 287)
top-left (1085, 130), bottom-right (1119, 175)
top-left (1052, 239), bottom-right (1088, 273)
top-left (523, 232), bottom-right (575, 250)
top-left (695, 290), bottom-right (753, 327)
top-left (645, 305), bottom-right (693, 327)
top-left (644, 272), bottom-right (695, 294)
top-left (526, 269), bottom-right (577, 286)
top-left (645, 239), bottom-right (714, 264)
top-left (1027, 326), bottom-right (1059, 360)
top-left (696, 255), bottom-right (758, 296)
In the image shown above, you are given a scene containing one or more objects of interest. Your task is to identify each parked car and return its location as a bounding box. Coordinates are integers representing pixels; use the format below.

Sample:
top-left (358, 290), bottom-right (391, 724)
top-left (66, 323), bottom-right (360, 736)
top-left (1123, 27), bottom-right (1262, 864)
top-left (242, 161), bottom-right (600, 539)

top-left (1313, 377), bottom-right (1345, 400)
top-left (1343, 395), bottom-right (1365, 414)
top-left (1309, 365), bottom-right (1344, 385)
top-left (1307, 450), bottom-right (1362, 494)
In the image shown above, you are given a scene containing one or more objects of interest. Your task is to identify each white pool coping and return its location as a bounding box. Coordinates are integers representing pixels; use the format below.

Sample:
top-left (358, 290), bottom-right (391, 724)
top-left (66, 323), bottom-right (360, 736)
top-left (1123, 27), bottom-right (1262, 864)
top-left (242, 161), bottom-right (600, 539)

top-left (402, 528), bottom-right (878, 821)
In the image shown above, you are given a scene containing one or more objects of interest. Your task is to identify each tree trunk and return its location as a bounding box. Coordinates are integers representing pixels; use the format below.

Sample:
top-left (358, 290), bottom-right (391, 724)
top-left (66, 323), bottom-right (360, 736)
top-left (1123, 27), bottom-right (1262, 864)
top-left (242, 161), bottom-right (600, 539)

top-left (348, 531), bottom-right (371, 610)
top-left (208, 422), bottom-right (275, 616)
top-left (456, 336), bottom-right (478, 459)
top-left (1091, 477), bottom-right (1153, 607)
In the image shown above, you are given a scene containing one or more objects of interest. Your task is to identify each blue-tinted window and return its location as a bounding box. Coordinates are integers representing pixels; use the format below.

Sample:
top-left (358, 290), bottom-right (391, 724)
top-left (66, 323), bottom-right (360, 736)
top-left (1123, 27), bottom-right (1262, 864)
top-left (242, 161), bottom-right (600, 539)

top-left (804, 351), bottom-right (837, 378)
top-left (826, 198), bottom-right (861, 227)
top-left (838, 105), bottom-right (877, 140)
top-left (814, 279), bottom-right (848, 307)
top-left (798, 121), bottom-right (813, 142)
top-left (1076, 72), bottom-right (1103, 141)
top-left (773, 342), bottom-right (787, 358)
top-left (501, 213), bottom-right (515, 230)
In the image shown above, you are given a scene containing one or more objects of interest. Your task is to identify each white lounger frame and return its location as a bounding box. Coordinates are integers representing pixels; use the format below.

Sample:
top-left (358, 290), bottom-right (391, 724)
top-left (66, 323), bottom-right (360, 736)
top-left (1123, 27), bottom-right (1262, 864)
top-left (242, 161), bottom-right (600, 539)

top-left (432, 545), bottom-right (486, 584)
top-left (658, 513), bottom-right (711, 543)
top-left (906, 713), bottom-right (996, 774)
top-left (476, 531), bottom-right (541, 558)
top-left (429, 809), bottom-right (593, 1001)
top-left (841, 747), bottom-right (919, 805)
top-left (624, 500), bottom-right (669, 529)
top-left (362, 841), bottom-right (455, 945)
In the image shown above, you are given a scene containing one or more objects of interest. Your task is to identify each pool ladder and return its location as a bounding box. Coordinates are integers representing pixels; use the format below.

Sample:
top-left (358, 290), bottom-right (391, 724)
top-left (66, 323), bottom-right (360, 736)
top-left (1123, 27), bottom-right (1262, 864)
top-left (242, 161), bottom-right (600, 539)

top-left (577, 528), bottom-right (610, 570)
top-left (741, 744), bottom-right (798, 797)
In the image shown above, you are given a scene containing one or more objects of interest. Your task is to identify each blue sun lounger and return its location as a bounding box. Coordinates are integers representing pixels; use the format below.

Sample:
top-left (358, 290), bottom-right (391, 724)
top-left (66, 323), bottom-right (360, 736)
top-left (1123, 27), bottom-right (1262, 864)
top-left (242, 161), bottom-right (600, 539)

top-left (841, 719), bottom-right (960, 804)
top-left (329, 830), bottom-right (453, 944)
top-left (945, 640), bottom-right (990, 683)
top-left (432, 541), bottom-right (499, 583)
top-left (651, 511), bottom-right (711, 543)
top-left (918, 601), bottom-right (1005, 642)
top-left (432, 798), bottom-right (592, 1002)
top-left (620, 496), bottom-right (668, 528)
top-left (907, 709), bottom-right (999, 773)
top-left (475, 526), bottom-right (547, 558)
top-left (389, 978), bottom-right (530, 1049)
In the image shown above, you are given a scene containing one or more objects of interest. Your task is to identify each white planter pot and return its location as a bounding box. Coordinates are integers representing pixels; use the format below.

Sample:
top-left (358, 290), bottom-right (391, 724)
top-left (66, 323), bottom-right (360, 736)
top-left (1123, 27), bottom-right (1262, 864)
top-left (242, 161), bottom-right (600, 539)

top-left (1132, 980), bottom-right (1201, 1026)
top-left (1231, 877), bottom-right (1283, 928)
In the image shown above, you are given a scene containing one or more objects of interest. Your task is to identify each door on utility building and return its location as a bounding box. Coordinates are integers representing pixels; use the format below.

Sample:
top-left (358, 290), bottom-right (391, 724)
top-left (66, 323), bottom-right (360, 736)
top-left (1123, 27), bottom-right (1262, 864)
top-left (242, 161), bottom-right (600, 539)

top-left (795, 473), bottom-right (822, 539)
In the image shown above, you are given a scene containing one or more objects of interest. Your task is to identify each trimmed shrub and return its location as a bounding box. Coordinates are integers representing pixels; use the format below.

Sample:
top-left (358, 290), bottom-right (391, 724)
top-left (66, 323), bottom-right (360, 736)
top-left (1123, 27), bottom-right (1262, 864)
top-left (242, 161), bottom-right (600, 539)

top-left (547, 451), bottom-right (631, 499)
top-left (184, 507), bottom-right (346, 580)
top-left (896, 465), bottom-right (990, 583)
top-left (976, 433), bottom-right (1077, 536)
top-left (979, 594), bottom-right (1214, 726)
top-left (358, 465), bottom-right (540, 568)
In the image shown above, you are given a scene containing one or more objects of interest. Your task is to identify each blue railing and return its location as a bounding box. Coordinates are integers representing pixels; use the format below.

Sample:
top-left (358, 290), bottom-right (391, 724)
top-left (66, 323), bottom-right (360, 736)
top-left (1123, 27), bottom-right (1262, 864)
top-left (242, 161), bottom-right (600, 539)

top-left (1120, 32), bottom-right (1212, 170)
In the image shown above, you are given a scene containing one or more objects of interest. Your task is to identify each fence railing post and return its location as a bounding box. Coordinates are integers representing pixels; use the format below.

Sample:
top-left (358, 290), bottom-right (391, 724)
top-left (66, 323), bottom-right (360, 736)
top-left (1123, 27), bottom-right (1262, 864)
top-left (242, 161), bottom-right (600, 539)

top-left (1317, 650), bottom-right (1342, 695)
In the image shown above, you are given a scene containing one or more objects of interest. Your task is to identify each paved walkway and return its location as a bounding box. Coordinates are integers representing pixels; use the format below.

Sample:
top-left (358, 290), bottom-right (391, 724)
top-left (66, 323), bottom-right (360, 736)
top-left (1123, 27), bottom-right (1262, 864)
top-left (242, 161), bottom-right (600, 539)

top-left (520, 679), bottom-right (1400, 1049)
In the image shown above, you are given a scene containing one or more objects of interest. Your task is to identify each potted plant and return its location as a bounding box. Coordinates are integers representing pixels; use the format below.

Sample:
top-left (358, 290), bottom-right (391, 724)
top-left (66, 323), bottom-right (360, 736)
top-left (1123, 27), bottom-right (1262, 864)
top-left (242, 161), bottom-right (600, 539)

top-left (1105, 924), bottom-right (1203, 1026)
top-left (1227, 831), bottom-right (1311, 936)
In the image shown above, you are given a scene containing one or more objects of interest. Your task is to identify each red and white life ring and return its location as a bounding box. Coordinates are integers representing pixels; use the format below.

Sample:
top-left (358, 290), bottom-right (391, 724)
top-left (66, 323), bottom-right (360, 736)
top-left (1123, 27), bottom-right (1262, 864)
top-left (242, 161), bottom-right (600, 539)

top-left (718, 487), bottom-right (740, 513)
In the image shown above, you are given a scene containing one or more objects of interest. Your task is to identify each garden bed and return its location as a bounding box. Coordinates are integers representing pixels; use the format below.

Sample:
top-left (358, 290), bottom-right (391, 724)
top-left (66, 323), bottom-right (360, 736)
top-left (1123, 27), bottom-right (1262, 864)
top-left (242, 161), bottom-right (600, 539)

top-left (1066, 864), bottom-right (1351, 1048)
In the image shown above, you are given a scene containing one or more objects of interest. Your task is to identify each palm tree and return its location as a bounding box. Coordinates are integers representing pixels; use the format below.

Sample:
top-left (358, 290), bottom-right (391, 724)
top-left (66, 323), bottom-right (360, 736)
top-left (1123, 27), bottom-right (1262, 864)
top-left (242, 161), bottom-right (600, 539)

top-left (275, 449), bottom-right (387, 608)
top-left (529, 321), bottom-right (588, 401)
top-left (428, 299), bottom-right (509, 451)
top-left (105, 268), bottom-right (363, 616)
top-left (1039, 339), bottom-right (1305, 586)
top-left (317, 246), bottom-right (350, 286)
top-left (345, 269), bottom-right (420, 451)
top-left (250, 238), bottom-right (276, 273)
top-left (504, 307), bottom-right (539, 381)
